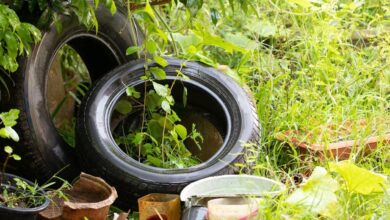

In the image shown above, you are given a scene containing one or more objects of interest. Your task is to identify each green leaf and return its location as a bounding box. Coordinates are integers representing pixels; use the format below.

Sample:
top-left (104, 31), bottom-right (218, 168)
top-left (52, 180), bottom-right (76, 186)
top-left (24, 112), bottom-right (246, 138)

top-left (0, 128), bottom-right (8, 139)
top-left (5, 32), bottom-right (18, 59)
top-left (144, 1), bottom-right (156, 20)
top-left (142, 143), bottom-right (153, 156)
top-left (148, 120), bottom-right (163, 141)
top-left (12, 154), bottom-right (21, 161)
top-left (150, 67), bottom-right (166, 80)
top-left (158, 116), bottom-right (173, 130)
top-left (6, 8), bottom-right (20, 30)
top-left (175, 124), bottom-right (188, 139)
top-left (0, 109), bottom-right (20, 127)
top-left (126, 46), bottom-right (139, 56)
top-left (166, 95), bottom-right (174, 105)
top-left (194, 30), bottom-right (246, 53)
top-left (286, 167), bottom-right (339, 217)
top-left (330, 161), bottom-right (386, 195)
top-left (115, 100), bottom-right (133, 115)
top-left (109, 0), bottom-right (116, 14)
top-left (152, 82), bottom-right (168, 97)
top-left (170, 129), bottom-right (178, 140)
top-left (147, 155), bottom-right (163, 167)
top-left (172, 33), bottom-right (203, 52)
top-left (126, 87), bottom-right (141, 98)
top-left (14, 178), bottom-right (26, 190)
top-left (24, 23), bottom-right (41, 43)
top-left (4, 146), bottom-right (13, 154)
top-left (153, 56), bottom-right (168, 67)
top-left (132, 132), bottom-right (143, 145)
top-left (0, 11), bottom-right (8, 30)
top-left (224, 33), bottom-right (257, 50)
top-left (5, 127), bottom-right (19, 142)
top-left (161, 100), bottom-right (171, 113)
top-left (246, 21), bottom-right (277, 38)
top-left (145, 40), bottom-right (158, 54)
top-left (145, 91), bottom-right (161, 111)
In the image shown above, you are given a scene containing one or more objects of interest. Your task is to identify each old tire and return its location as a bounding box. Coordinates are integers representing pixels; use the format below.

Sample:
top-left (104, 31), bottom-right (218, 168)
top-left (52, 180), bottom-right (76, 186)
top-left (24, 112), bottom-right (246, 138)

top-left (76, 58), bottom-right (260, 205)
top-left (6, 4), bottom-right (141, 181)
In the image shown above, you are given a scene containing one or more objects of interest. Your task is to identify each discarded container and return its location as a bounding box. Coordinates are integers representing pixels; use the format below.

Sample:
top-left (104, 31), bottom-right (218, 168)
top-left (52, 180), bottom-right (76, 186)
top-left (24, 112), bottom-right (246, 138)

top-left (181, 206), bottom-right (208, 220)
top-left (138, 193), bottom-right (181, 220)
top-left (0, 173), bottom-right (50, 220)
top-left (276, 126), bottom-right (390, 160)
top-left (180, 175), bottom-right (285, 206)
top-left (208, 198), bottom-right (259, 220)
top-left (38, 173), bottom-right (117, 220)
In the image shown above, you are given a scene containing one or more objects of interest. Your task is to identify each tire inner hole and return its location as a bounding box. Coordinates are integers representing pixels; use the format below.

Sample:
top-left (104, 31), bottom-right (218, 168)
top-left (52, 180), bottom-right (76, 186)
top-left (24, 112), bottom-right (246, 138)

top-left (110, 79), bottom-right (228, 167)
top-left (47, 36), bottom-right (120, 148)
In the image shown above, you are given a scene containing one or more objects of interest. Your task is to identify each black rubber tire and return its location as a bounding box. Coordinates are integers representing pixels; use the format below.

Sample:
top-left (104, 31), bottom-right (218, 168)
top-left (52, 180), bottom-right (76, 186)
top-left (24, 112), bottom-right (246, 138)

top-left (76, 58), bottom-right (260, 205)
top-left (5, 4), bottom-right (142, 181)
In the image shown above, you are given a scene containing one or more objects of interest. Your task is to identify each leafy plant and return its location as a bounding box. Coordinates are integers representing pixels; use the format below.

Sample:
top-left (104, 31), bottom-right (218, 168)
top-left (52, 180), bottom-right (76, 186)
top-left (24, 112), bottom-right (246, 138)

top-left (0, 4), bottom-right (41, 75)
top-left (0, 174), bottom-right (71, 209)
top-left (0, 0), bottom-right (117, 100)
top-left (0, 109), bottom-right (21, 183)
top-left (1, 0), bottom-right (390, 216)
top-left (0, 108), bottom-right (70, 209)
top-left (115, 68), bottom-right (203, 169)
top-left (286, 166), bottom-right (339, 217)
top-left (134, 0), bottom-right (390, 218)
top-left (283, 162), bottom-right (388, 218)
top-left (111, 2), bottom-right (210, 169)
top-left (0, 109), bottom-right (39, 208)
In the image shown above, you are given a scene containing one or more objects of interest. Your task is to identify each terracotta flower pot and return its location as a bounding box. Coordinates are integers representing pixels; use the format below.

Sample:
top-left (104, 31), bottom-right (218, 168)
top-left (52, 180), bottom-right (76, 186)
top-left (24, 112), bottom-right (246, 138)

top-left (276, 130), bottom-right (390, 160)
top-left (38, 172), bottom-right (117, 220)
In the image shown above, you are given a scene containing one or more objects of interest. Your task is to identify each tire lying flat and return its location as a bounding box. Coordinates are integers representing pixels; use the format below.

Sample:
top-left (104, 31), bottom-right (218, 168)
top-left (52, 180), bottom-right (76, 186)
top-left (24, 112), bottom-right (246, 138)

top-left (76, 58), bottom-right (260, 205)
top-left (6, 4), bottom-right (141, 181)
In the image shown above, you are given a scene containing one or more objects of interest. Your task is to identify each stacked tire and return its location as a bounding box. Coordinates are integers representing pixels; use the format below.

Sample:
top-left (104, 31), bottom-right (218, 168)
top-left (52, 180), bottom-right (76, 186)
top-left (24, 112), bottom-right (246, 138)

top-left (6, 3), bottom-right (141, 181)
top-left (76, 58), bottom-right (260, 205)
top-left (6, 2), bottom-right (260, 208)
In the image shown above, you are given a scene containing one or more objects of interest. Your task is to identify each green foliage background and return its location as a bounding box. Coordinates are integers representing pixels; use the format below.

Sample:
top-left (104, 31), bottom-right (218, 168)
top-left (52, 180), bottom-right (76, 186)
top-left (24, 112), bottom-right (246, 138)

top-left (0, 0), bottom-right (390, 218)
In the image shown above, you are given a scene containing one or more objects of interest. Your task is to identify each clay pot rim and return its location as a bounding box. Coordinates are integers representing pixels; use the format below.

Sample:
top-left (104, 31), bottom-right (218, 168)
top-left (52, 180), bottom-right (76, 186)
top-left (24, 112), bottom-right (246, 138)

top-left (276, 130), bottom-right (390, 151)
top-left (63, 173), bottom-right (118, 210)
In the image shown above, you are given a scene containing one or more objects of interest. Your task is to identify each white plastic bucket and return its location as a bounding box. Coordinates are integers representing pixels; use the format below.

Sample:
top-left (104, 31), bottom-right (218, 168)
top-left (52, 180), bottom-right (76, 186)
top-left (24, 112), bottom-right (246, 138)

top-left (207, 198), bottom-right (259, 220)
top-left (180, 175), bottom-right (285, 206)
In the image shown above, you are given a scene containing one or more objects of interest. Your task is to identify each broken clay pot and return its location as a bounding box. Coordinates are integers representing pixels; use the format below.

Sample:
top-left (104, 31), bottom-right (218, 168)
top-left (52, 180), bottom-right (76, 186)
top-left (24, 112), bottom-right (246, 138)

top-left (276, 130), bottom-right (390, 160)
top-left (38, 172), bottom-right (117, 220)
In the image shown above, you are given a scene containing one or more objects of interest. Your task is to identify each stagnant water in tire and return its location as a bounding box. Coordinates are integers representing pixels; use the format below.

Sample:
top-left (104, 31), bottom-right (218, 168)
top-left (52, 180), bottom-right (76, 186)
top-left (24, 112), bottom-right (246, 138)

top-left (110, 82), bottom-right (227, 169)
top-left (46, 44), bottom-right (91, 148)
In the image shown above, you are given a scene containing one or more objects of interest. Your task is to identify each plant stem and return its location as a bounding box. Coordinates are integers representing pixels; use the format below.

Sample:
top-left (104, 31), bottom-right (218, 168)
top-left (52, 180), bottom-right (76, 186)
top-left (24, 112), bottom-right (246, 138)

top-left (1, 155), bottom-right (10, 185)
top-left (153, 7), bottom-right (179, 56)
top-left (160, 111), bottom-right (168, 163)
top-left (138, 79), bottom-right (148, 162)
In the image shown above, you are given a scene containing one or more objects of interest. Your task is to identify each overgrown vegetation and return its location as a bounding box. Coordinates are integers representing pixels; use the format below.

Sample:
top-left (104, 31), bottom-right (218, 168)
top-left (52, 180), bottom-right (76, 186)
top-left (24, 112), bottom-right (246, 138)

top-left (0, 109), bottom-right (70, 209)
top-left (115, 79), bottom-right (204, 168)
top-left (1, 0), bottom-right (390, 218)
top-left (130, 0), bottom-right (390, 218)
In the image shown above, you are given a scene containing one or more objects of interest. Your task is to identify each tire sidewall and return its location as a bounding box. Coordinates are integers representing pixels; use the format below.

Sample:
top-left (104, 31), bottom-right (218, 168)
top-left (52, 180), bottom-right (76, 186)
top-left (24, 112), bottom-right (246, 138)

top-left (78, 58), bottom-right (258, 185)
top-left (14, 5), bottom-right (140, 179)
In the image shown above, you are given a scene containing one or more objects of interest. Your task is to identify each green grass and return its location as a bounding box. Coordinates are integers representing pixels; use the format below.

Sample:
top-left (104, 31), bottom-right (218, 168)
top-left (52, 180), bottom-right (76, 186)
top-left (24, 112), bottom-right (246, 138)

top-left (146, 0), bottom-right (390, 219)
top-left (40, 1), bottom-right (390, 218)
